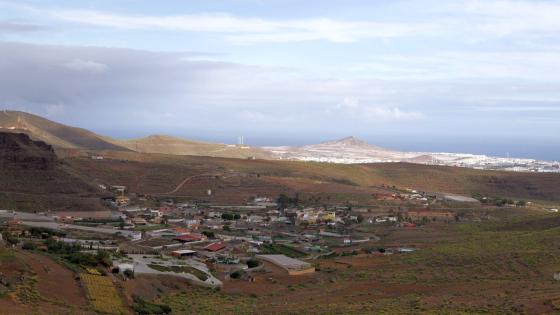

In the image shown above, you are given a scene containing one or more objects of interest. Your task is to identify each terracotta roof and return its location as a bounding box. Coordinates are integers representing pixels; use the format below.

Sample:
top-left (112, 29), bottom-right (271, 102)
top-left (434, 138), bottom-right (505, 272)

top-left (204, 242), bottom-right (226, 252)
top-left (173, 234), bottom-right (202, 242)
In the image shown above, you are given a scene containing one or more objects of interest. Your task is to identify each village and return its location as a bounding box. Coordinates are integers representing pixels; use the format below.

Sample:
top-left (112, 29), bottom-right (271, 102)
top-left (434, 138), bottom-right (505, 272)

top-left (0, 182), bottom-right (506, 290)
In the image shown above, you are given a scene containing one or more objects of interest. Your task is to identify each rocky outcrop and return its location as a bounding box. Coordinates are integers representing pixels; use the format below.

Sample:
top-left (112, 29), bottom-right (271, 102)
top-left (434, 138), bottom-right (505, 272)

top-left (0, 132), bottom-right (57, 170)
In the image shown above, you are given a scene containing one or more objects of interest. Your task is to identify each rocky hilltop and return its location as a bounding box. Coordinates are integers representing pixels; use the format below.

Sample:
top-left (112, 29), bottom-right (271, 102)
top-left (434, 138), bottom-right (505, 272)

top-left (0, 132), bottom-right (106, 212)
top-left (0, 132), bottom-right (57, 170)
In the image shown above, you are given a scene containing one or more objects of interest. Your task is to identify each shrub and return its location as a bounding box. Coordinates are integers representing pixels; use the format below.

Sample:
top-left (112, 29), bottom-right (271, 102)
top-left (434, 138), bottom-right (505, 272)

top-left (246, 259), bottom-right (260, 268)
top-left (230, 270), bottom-right (244, 279)
top-left (22, 242), bottom-right (36, 250)
top-left (132, 295), bottom-right (172, 314)
top-left (202, 231), bottom-right (215, 238)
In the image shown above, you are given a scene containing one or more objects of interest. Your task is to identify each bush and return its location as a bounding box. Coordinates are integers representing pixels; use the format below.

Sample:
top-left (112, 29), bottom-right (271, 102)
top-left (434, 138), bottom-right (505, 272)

top-left (22, 242), bottom-right (36, 250)
top-left (2, 232), bottom-right (18, 245)
top-left (44, 239), bottom-right (112, 267)
top-left (246, 259), bottom-right (260, 268)
top-left (132, 295), bottom-right (171, 314)
top-left (202, 231), bottom-right (215, 238)
top-left (230, 270), bottom-right (245, 279)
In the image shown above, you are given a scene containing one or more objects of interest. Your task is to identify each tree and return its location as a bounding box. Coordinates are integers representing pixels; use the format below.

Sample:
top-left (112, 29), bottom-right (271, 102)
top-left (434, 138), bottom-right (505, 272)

top-left (96, 250), bottom-right (112, 267)
top-left (202, 231), bottom-right (215, 238)
top-left (247, 259), bottom-right (260, 268)
top-left (277, 194), bottom-right (290, 210)
top-left (2, 232), bottom-right (18, 245)
top-left (230, 270), bottom-right (244, 279)
top-left (22, 241), bottom-right (36, 250)
top-left (356, 214), bottom-right (364, 223)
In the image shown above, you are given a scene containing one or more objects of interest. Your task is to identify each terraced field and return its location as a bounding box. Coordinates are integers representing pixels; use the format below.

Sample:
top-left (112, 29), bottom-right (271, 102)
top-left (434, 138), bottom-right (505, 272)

top-left (81, 274), bottom-right (128, 314)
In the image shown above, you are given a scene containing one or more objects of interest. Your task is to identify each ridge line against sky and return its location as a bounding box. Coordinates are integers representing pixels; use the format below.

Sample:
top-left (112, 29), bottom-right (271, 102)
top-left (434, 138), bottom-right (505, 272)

top-left (0, 0), bottom-right (559, 159)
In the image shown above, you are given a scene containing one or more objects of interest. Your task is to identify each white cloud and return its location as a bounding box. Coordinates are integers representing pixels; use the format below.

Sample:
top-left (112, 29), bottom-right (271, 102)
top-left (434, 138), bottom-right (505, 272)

top-left (64, 59), bottom-right (108, 73)
top-left (362, 106), bottom-right (424, 121)
top-left (328, 97), bottom-right (423, 121)
top-left (339, 97), bottom-right (360, 109)
top-left (460, 0), bottom-right (560, 36)
top-left (473, 105), bottom-right (560, 112)
top-left (42, 9), bottom-right (434, 43)
top-left (359, 51), bottom-right (560, 81)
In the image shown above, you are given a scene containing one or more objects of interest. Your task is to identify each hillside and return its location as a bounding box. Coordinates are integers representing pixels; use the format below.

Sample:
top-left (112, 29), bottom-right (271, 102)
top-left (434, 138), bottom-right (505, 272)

top-left (65, 150), bottom-right (560, 204)
top-left (0, 132), bottom-right (57, 170)
top-left (0, 132), bottom-right (107, 212)
top-left (0, 110), bottom-right (129, 151)
top-left (114, 134), bottom-right (275, 159)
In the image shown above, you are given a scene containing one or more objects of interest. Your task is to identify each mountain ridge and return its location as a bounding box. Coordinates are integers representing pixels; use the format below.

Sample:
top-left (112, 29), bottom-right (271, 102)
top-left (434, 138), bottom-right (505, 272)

top-left (0, 132), bottom-right (106, 212)
top-left (2, 111), bottom-right (558, 173)
top-left (0, 110), bottom-right (129, 152)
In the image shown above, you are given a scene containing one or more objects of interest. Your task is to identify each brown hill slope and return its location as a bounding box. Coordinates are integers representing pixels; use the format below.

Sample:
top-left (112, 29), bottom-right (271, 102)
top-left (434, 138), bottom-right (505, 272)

top-left (0, 110), bottom-right (129, 151)
top-left (114, 134), bottom-right (275, 159)
top-left (0, 132), bottom-right (107, 212)
top-left (66, 150), bottom-right (560, 204)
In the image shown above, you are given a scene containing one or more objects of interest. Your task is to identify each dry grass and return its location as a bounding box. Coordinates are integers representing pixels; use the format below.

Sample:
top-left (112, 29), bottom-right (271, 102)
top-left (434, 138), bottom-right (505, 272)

top-left (81, 274), bottom-right (128, 314)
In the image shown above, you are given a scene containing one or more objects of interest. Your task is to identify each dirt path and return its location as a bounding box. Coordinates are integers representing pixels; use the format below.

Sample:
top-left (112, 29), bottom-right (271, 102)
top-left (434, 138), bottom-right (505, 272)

top-left (163, 172), bottom-right (222, 195)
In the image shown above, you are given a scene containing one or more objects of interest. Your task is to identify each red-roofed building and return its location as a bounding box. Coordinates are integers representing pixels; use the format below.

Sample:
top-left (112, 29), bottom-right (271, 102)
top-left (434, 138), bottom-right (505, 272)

top-left (159, 206), bottom-right (173, 214)
top-left (173, 234), bottom-right (204, 243)
top-left (204, 242), bottom-right (226, 252)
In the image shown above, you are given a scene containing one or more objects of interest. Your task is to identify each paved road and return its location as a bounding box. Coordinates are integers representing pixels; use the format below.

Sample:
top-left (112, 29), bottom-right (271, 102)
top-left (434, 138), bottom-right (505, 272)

top-left (20, 220), bottom-right (141, 239)
top-left (0, 210), bottom-right (54, 222)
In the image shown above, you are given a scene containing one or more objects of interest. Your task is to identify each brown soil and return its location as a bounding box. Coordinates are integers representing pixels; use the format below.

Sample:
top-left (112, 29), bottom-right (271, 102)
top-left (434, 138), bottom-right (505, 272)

top-left (18, 252), bottom-right (87, 307)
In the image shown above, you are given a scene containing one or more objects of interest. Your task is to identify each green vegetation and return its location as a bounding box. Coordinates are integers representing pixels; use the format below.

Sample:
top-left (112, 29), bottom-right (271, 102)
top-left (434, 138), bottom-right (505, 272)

top-left (277, 193), bottom-right (300, 209)
top-left (21, 241), bottom-right (37, 250)
top-left (132, 295), bottom-right (171, 314)
top-left (260, 243), bottom-right (306, 258)
top-left (1, 232), bottom-right (19, 245)
top-left (230, 269), bottom-right (245, 279)
top-left (201, 230), bottom-right (215, 238)
top-left (160, 289), bottom-right (255, 315)
top-left (28, 227), bottom-right (65, 238)
top-left (147, 264), bottom-right (208, 281)
top-left (44, 238), bottom-right (111, 267)
top-left (221, 213), bottom-right (241, 220)
top-left (246, 258), bottom-right (260, 268)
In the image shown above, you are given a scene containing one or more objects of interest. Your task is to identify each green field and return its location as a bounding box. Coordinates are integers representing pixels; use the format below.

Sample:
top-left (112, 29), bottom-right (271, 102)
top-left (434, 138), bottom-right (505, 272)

top-left (260, 244), bottom-right (307, 258)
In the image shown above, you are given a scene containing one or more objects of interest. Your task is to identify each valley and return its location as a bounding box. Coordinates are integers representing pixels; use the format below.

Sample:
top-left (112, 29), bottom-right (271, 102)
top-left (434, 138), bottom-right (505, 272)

top-left (1, 111), bottom-right (560, 314)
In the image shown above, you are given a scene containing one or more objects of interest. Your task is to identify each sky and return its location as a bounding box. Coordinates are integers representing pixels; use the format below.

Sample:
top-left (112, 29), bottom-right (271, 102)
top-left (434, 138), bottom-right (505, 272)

top-left (0, 0), bottom-right (560, 160)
